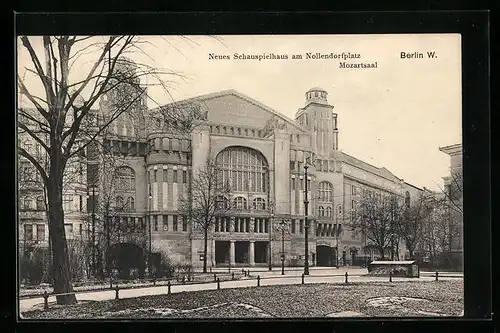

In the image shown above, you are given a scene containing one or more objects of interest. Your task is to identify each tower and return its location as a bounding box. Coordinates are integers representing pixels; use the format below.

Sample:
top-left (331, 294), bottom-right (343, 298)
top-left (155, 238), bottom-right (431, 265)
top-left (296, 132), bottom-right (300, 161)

top-left (295, 87), bottom-right (339, 158)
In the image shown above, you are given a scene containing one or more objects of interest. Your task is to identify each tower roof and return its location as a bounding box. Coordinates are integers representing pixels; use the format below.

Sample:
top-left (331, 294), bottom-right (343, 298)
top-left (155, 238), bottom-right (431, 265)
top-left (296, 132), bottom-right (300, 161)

top-left (307, 86), bottom-right (327, 93)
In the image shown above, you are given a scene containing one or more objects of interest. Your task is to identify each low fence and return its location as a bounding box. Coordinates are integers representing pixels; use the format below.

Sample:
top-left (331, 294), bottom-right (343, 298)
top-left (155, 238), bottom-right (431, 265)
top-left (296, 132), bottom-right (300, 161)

top-left (31, 270), bottom-right (462, 310)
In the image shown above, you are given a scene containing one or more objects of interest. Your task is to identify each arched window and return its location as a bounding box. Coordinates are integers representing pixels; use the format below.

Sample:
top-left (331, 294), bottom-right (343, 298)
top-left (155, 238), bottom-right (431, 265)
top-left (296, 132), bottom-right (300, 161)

top-left (405, 191), bottom-right (411, 208)
top-left (116, 196), bottom-right (124, 208)
top-left (128, 197), bottom-right (135, 210)
top-left (115, 166), bottom-right (135, 191)
top-left (326, 206), bottom-right (332, 217)
top-left (253, 197), bottom-right (266, 210)
top-left (216, 146), bottom-right (269, 193)
top-left (216, 196), bottom-right (229, 210)
top-left (337, 205), bottom-right (343, 215)
top-left (318, 206), bottom-right (325, 217)
top-left (317, 181), bottom-right (333, 202)
top-left (23, 197), bottom-right (34, 210)
top-left (36, 196), bottom-right (45, 210)
top-left (234, 197), bottom-right (247, 210)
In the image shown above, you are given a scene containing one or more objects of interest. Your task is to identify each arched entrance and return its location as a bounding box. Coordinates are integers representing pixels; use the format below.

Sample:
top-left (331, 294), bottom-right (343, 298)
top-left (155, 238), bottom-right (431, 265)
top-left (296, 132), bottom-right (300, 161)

top-left (107, 242), bottom-right (145, 279)
top-left (316, 245), bottom-right (335, 266)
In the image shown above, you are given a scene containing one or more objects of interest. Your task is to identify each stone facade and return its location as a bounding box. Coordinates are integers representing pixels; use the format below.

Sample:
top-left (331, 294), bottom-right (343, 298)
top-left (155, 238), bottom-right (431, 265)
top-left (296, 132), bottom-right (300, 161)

top-left (18, 84), bottom-right (424, 268)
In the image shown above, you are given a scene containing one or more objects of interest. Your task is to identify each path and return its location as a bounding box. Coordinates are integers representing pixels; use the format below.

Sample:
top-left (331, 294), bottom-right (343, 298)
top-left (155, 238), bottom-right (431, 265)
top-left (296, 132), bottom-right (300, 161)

top-left (19, 267), bottom-right (462, 313)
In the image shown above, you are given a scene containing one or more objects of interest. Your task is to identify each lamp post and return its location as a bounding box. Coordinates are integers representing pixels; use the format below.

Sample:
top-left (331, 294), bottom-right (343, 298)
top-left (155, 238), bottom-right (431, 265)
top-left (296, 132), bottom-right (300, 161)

top-left (269, 206), bottom-right (274, 271)
top-left (87, 184), bottom-right (97, 277)
top-left (148, 192), bottom-right (152, 277)
top-left (335, 206), bottom-right (339, 269)
top-left (276, 219), bottom-right (288, 275)
top-left (304, 165), bottom-right (310, 275)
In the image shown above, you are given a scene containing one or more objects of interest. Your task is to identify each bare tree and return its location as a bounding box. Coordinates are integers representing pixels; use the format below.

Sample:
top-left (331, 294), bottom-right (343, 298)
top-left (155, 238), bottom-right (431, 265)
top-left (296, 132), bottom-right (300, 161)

top-left (352, 194), bottom-right (404, 259)
top-left (16, 35), bottom-right (194, 304)
top-left (395, 192), bottom-right (433, 259)
top-left (179, 158), bottom-right (232, 273)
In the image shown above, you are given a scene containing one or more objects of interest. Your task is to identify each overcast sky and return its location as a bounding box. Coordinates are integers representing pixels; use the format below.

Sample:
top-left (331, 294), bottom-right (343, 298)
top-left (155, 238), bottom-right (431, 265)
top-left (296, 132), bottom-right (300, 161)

top-left (18, 34), bottom-right (462, 191)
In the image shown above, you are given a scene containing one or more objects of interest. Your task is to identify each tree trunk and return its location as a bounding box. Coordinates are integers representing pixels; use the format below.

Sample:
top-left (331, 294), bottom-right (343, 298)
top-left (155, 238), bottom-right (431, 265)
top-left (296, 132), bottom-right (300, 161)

top-left (379, 246), bottom-right (385, 259)
top-left (47, 173), bottom-right (77, 305)
top-left (203, 228), bottom-right (208, 273)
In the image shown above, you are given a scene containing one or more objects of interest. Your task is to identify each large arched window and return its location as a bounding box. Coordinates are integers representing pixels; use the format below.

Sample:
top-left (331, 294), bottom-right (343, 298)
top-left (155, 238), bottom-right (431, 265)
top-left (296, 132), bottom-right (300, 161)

top-left (216, 146), bottom-right (269, 193)
top-left (115, 166), bottom-right (135, 191)
top-left (216, 196), bottom-right (230, 210)
top-left (127, 197), bottom-right (135, 211)
top-left (317, 181), bottom-right (333, 202)
top-left (326, 206), bottom-right (332, 217)
top-left (116, 196), bottom-right (124, 208)
top-left (23, 197), bottom-right (34, 210)
top-left (318, 206), bottom-right (325, 217)
top-left (36, 196), bottom-right (45, 210)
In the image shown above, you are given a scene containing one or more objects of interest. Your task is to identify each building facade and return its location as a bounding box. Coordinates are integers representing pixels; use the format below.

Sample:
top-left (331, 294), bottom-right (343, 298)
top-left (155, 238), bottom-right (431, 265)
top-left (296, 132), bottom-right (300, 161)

top-left (18, 80), bottom-right (425, 268)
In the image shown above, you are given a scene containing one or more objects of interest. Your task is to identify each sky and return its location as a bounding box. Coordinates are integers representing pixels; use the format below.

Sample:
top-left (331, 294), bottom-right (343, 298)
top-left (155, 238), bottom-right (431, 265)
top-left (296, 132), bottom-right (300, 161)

top-left (17, 34), bottom-right (462, 191)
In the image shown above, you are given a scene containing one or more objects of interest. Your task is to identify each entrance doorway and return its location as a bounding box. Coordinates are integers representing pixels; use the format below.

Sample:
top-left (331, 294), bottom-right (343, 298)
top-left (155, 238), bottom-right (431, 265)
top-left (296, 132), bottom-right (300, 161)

top-left (316, 245), bottom-right (334, 266)
top-left (235, 241), bottom-right (249, 264)
top-left (215, 241), bottom-right (230, 265)
top-left (254, 241), bottom-right (268, 264)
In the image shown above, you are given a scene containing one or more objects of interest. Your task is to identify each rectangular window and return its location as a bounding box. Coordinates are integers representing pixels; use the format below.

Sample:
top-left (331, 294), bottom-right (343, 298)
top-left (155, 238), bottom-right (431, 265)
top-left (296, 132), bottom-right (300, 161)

top-left (173, 215), bottom-right (178, 231)
top-left (79, 196), bottom-right (83, 212)
top-left (138, 217), bottom-right (144, 229)
top-left (36, 224), bottom-right (45, 241)
top-left (235, 218), bottom-right (239, 232)
top-left (264, 219), bottom-right (269, 233)
top-left (147, 170), bottom-right (151, 184)
top-left (64, 223), bottom-right (73, 237)
top-left (182, 170), bottom-right (187, 183)
top-left (182, 216), bottom-right (187, 232)
top-left (215, 218), bottom-right (219, 232)
top-left (24, 224), bottom-right (33, 241)
top-left (292, 178), bottom-right (296, 190)
top-left (291, 219), bottom-right (296, 234)
top-left (290, 161), bottom-right (295, 171)
top-left (154, 170), bottom-right (158, 182)
top-left (79, 224), bottom-right (83, 237)
top-left (153, 216), bottom-right (158, 231)
top-left (246, 218), bottom-right (250, 232)
top-left (300, 179), bottom-right (304, 190)
top-left (225, 217), bottom-right (230, 232)
top-left (163, 215), bottom-right (168, 230)
top-left (173, 170), bottom-right (178, 183)
top-left (352, 185), bottom-right (356, 196)
top-left (163, 169), bottom-right (168, 182)
top-left (300, 219), bottom-right (304, 234)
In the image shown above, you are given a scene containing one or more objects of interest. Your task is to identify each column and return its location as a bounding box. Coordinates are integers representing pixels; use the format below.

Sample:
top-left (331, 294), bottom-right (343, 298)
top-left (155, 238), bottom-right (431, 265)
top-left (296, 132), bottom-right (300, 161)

top-left (229, 240), bottom-right (235, 265)
top-left (249, 241), bottom-right (255, 266)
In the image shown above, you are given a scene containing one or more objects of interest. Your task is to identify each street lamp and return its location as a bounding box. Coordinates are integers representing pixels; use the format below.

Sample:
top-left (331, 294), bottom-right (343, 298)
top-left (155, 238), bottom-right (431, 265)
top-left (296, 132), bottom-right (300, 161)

top-left (269, 206), bottom-right (274, 271)
top-left (303, 164), bottom-right (310, 276)
top-left (276, 219), bottom-right (289, 275)
top-left (148, 192), bottom-right (153, 278)
top-left (87, 184), bottom-right (98, 277)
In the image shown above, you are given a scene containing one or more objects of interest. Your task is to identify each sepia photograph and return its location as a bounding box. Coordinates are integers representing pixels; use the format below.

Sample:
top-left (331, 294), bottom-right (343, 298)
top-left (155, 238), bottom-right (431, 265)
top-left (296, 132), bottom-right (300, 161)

top-left (17, 34), bottom-right (464, 319)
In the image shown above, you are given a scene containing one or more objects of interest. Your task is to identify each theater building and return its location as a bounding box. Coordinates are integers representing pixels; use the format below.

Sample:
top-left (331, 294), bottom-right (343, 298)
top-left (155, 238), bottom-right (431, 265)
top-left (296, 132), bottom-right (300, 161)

top-left (18, 73), bottom-right (423, 268)
top-left (93, 81), bottom-right (423, 268)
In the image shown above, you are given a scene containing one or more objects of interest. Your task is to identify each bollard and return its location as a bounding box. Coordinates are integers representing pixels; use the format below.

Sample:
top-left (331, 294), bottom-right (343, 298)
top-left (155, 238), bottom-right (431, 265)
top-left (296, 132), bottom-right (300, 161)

top-left (301, 274), bottom-right (305, 285)
top-left (43, 291), bottom-right (49, 310)
top-left (345, 272), bottom-right (348, 284)
top-left (167, 281), bottom-right (171, 295)
top-left (214, 273), bottom-right (217, 282)
top-left (435, 271), bottom-right (439, 281)
top-left (389, 271), bottom-right (393, 282)
top-left (257, 275), bottom-right (260, 287)
top-left (217, 278), bottom-right (220, 290)
top-left (114, 285), bottom-right (120, 300)
top-left (232, 272), bottom-right (235, 280)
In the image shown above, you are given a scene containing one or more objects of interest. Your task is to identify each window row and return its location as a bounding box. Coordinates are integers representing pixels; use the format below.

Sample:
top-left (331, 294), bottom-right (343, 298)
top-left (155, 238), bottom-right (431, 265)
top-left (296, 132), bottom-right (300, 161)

top-left (219, 197), bottom-right (267, 210)
top-left (147, 138), bottom-right (190, 153)
top-left (109, 215), bottom-right (188, 232)
top-left (317, 206), bottom-right (333, 217)
top-left (22, 224), bottom-right (46, 241)
top-left (104, 140), bottom-right (148, 157)
top-left (21, 196), bottom-right (45, 211)
top-left (316, 223), bottom-right (342, 238)
top-left (149, 169), bottom-right (188, 184)
top-left (214, 217), bottom-right (270, 233)
top-left (151, 215), bottom-right (187, 232)
top-left (289, 219), bottom-right (306, 234)
top-left (210, 125), bottom-right (263, 138)
top-left (290, 177), bottom-right (312, 191)
top-left (115, 196), bottom-right (135, 211)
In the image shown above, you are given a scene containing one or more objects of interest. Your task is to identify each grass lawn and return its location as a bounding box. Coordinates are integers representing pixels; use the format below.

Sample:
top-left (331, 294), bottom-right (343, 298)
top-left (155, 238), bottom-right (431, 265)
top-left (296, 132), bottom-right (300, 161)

top-left (21, 280), bottom-right (463, 319)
